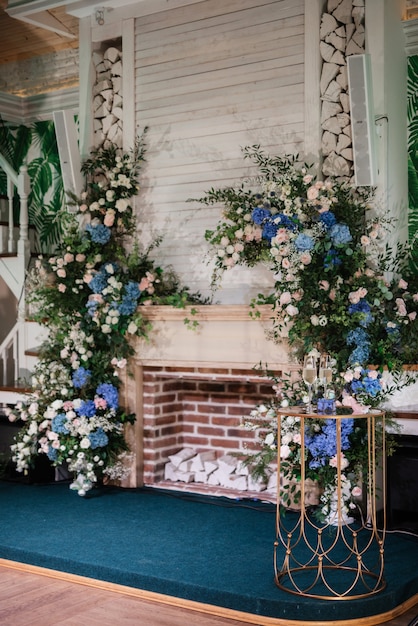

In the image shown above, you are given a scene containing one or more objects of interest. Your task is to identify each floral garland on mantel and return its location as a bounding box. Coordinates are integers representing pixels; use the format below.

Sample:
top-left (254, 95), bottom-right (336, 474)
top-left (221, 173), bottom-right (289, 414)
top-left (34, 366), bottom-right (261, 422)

top-left (7, 131), bottom-right (203, 496)
top-left (196, 145), bottom-right (418, 521)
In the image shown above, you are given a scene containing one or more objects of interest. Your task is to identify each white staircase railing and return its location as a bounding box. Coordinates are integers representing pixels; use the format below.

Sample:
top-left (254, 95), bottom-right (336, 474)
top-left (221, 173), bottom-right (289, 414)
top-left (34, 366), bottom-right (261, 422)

top-left (0, 155), bottom-right (32, 392)
top-left (0, 322), bottom-right (19, 387)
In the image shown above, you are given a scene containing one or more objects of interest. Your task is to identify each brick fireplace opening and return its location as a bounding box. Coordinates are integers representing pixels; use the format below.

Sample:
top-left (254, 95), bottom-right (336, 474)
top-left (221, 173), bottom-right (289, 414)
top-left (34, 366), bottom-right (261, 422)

top-left (141, 365), bottom-right (277, 490)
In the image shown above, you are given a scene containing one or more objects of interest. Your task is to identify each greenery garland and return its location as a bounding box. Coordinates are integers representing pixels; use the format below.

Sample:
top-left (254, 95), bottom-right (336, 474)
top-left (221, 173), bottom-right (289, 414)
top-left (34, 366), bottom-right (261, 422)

top-left (7, 132), bottom-right (204, 495)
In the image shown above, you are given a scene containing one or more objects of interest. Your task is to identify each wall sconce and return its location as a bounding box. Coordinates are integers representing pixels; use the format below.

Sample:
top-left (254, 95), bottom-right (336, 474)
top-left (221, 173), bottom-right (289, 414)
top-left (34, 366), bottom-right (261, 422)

top-left (95, 8), bottom-right (105, 26)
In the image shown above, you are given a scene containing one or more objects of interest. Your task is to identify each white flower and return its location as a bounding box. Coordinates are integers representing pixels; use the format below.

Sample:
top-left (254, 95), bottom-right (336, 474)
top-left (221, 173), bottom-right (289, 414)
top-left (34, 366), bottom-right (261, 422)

top-left (127, 321), bottom-right (138, 334)
top-left (280, 444), bottom-right (292, 459)
top-left (28, 421), bottom-right (38, 436)
top-left (80, 437), bottom-right (91, 449)
top-left (264, 432), bottom-right (275, 447)
top-left (115, 198), bottom-right (130, 212)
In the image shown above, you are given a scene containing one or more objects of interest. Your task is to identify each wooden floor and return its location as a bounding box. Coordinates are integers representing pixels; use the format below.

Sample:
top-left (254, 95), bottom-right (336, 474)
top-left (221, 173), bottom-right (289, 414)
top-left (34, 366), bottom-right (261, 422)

top-left (0, 560), bottom-right (417, 626)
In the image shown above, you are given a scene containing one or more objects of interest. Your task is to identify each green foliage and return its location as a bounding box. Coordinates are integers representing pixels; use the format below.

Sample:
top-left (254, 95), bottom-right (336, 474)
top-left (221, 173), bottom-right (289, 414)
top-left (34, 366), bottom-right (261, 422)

top-left (196, 145), bottom-right (418, 372)
top-left (7, 137), bottom-right (206, 496)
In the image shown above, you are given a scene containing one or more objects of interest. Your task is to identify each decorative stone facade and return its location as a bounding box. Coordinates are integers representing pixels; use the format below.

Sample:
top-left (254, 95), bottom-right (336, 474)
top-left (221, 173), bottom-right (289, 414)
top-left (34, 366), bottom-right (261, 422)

top-left (92, 40), bottom-right (123, 149)
top-left (320, 0), bottom-right (365, 180)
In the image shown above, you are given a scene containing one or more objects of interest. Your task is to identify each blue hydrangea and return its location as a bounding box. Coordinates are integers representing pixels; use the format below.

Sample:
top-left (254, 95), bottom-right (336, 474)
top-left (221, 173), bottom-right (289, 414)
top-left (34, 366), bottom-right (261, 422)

top-left (319, 211), bottom-right (337, 229)
top-left (362, 375), bottom-right (382, 397)
top-left (47, 447), bottom-right (58, 461)
top-left (77, 400), bottom-right (96, 418)
top-left (324, 249), bottom-right (341, 268)
top-left (305, 418), bottom-right (354, 468)
top-left (118, 281), bottom-right (140, 315)
top-left (348, 299), bottom-right (371, 315)
top-left (329, 223), bottom-right (352, 246)
top-left (348, 344), bottom-right (370, 365)
top-left (96, 383), bottom-right (119, 409)
top-left (89, 427), bottom-right (109, 449)
top-left (273, 213), bottom-right (298, 231)
top-left (252, 206), bottom-right (271, 225)
top-left (86, 223), bottom-right (111, 244)
top-left (72, 367), bottom-right (91, 389)
top-left (89, 272), bottom-right (108, 294)
top-left (262, 221), bottom-right (278, 240)
top-left (346, 327), bottom-right (369, 346)
top-left (86, 299), bottom-right (99, 317)
top-left (294, 233), bottom-right (314, 252)
top-left (52, 413), bottom-right (69, 434)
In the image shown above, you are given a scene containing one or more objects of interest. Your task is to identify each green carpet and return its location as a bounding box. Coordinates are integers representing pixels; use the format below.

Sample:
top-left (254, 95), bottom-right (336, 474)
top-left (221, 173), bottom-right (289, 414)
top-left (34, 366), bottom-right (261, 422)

top-left (0, 480), bottom-right (417, 622)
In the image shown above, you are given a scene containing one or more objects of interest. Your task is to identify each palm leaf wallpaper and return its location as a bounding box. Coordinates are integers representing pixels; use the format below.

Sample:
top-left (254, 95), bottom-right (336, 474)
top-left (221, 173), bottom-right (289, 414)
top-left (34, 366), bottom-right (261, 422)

top-left (408, 56), bottom-right (418, 270)
top-left (0, 117), bottom-right (65, 252)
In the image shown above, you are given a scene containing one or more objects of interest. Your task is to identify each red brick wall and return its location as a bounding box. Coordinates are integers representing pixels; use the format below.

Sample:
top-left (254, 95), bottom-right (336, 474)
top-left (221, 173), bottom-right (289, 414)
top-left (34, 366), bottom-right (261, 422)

top-left (142, 366), bottom-right (278, 484)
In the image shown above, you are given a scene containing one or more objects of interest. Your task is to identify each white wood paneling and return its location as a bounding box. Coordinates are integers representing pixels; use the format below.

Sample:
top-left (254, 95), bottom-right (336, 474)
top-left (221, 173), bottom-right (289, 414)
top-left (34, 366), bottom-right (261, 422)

top-left (134, 0), bottom-right (305, 303)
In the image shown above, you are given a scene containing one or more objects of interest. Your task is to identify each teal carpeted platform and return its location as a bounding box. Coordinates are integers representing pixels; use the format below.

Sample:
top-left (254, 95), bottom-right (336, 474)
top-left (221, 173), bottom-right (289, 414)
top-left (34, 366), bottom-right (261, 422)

top-left (0, 480), bottom-right (417, 622)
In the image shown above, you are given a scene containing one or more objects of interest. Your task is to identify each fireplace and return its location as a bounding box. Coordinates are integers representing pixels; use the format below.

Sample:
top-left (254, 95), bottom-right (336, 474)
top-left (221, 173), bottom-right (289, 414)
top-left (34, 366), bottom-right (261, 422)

top-left (119, 305), bottom-right (293, 498)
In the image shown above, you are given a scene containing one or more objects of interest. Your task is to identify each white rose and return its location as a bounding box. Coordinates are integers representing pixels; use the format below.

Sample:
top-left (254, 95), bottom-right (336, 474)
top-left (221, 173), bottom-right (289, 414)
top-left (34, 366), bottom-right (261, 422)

top-left (264, 432), bottom-right (275, 446)
top-left (115, 198), bottom-right (130, 212)
top-left (80, 437), bottom-right (91, 449)
top-left (280, 444), bottom-right (292, 459)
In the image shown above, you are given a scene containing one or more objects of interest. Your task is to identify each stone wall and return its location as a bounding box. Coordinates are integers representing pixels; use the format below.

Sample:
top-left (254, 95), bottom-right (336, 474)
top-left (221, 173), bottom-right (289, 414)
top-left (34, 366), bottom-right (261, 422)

top-left (320, 0), bottom-right (365, 180)
top-left (92, 40), bottom-right (123, 149)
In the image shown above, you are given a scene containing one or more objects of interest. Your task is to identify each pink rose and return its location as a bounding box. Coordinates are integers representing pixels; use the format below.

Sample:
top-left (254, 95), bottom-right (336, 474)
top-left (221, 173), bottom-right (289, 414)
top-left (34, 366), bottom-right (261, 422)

top-left (293, 290), bottom-right (303, 301)
top-left (399, 279), bottom-right (408, 290)
top-left (329, 289), bottom-right (336, 301)
top-left (64, 253), bottom-right (74, 263)
top-left (58, 284), bottom-right (66, 293)
top-left (300, 252), bottom-right (312, 265)
top-left (352, 486), bottom-right (362, 498)
top-left (396, 298), bottom-right (407, 316)
top-left (139, 277), bottom-right (150, 291)
top-left (341, 394), bottom-right (368, 414)
top-left (319, 280), bottom-right (329, 291)
top-left (348, 290), bottom-right (360, 304)
top-left (307, 186), bottom-right (319, 200)
top-left (104, 210), bottom-right (115, 227)
top-left (57, 268), bottom-right (66, 278)
top-left (274, 228), bottom-right (289, 244)
top-left (279, 291), bottom-right (292, 306)
top-left (282, 257), bottom-right (291, 269)
top-left (409, 311), bottom-right (417, 321)
top-left (285, 304), bottom-right (299, 316)
top-left (361, 235), bottom-right (370, 246)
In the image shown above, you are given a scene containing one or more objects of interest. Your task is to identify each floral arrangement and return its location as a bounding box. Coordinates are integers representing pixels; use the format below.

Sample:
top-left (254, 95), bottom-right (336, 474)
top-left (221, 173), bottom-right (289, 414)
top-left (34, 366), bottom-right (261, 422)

top-left (198, 146), bottom-right (418, 371)
top-left (242, 367), bottom-right (394, 523)
top-left (197, 145), bottom-right (418, 521)
top-left (6, 131), bottom-right (203, 496)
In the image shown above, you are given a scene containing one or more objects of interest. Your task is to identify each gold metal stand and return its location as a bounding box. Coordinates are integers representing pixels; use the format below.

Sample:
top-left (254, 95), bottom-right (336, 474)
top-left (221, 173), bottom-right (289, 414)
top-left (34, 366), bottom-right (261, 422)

top-left (274, 409), bottom-right (386, 600)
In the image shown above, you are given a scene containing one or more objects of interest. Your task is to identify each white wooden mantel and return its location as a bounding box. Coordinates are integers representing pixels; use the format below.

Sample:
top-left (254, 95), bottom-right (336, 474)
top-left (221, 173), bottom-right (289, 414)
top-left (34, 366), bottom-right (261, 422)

top-left (134, 304), bottom-right (291, 370)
